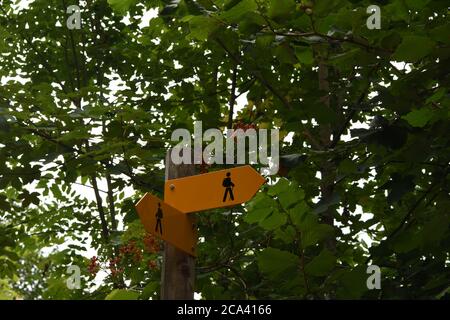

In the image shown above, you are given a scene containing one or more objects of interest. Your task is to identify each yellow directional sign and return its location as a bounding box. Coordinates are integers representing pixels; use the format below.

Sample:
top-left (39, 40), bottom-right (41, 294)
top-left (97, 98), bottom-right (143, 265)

top-left (135, 193), bottom-right (197, 256)
top-left (164, 165), bottom-right (266, 213)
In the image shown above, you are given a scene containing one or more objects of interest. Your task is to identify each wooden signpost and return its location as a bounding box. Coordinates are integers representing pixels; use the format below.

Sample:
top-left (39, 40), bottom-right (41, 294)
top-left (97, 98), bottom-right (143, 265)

top-left (135, 154), bottom-right (266, 300)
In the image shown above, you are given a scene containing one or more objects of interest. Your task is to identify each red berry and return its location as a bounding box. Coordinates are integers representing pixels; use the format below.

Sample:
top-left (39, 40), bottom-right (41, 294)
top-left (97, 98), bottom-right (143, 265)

top-left (148, 260), bottom-right (157, 270)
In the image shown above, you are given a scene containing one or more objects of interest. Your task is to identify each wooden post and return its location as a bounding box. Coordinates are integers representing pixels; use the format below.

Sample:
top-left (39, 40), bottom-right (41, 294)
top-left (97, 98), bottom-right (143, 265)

top-left (161, 150), bottom-right (196, 300)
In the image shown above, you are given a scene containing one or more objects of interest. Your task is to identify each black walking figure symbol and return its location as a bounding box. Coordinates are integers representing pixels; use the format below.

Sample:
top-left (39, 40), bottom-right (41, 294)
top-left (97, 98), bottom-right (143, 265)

top-left (222, 172), bottom-right (235, 202)
top-left (155, 203), bottom-right (163, 235)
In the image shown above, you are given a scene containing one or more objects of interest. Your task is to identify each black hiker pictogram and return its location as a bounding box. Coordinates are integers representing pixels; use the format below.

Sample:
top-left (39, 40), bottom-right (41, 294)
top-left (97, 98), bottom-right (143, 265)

top-left (155, 203), bottom-right (163, 235)
top-left (222, 172), bottom-right (235, 202)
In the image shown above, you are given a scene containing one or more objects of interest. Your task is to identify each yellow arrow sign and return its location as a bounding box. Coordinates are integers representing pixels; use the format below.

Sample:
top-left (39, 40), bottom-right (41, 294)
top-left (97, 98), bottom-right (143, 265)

top-left (164, 165), bottom-right (266, 213)
top-left (135, 193), bottom-right (197, 256)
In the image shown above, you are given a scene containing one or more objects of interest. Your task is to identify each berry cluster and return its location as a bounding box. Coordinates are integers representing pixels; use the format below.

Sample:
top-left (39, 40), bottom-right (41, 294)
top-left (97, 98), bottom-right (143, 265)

top-left (90, 236), bottom-right (161, 280)
top-left (230, 122), bottom-right (258, 140)
top-left (143, 233), bottom-right (161, 254)
top-left (119, 240), bottom-right (143, 263)
top-left (147, 260), bottom-right (157, 270)
top-left (109, 256), bottom-right (124, 278)
top-left (233, 121), bottom-right (257, 131)
top-left (108, 240), bottom-right (143, 278)
top-left (88, 256), bottom-right (100, 276)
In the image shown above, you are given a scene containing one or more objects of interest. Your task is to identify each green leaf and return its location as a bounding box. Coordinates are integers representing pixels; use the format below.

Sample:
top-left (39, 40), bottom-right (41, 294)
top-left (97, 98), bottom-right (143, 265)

top-left (274, 44), bottom-right (297, 65)
top-left (107, 0), bottom-right (137, 14)
top-left (419, 215), bottom-right (450, 247)
top-left (245, 192), bottom-right (277, 212)
top-left (430, 23), bottom-right (450, 44)
top-left (0, 287), bottom-right (16, 300)
top-left (294, 46), bottom-right (314, 65)
top-left (381, 174), bottom-right (415, 204)
top-left (314, 0), bottom-right (346, 17)
top-left (124, 207), bottom-right (140, 223)
top-left (436, 286), bottom-right (450, 299)
top-left (405, 0), bottom-right (430, 10)
top-left (391, 230), bottom-right (420, 253)
top-left (302, 223), bottom-right (334, 248)
top-left (314, 193), bottom-right (340, 214)
top-left (0, 195), bottom-right (10, 211)
top-left (273, 225), bottom-right (296, 244)
top-left (393, 36), bottom-right (435, 62)
top-left (105, 289), bottom-right (140, 300)
top-left (338, 159), bottom-right (357, 175)
top-left (267, 178), bottom-right (304, 210)
top-left (426, 88), bottom-right (446, 104)
top-left (278, 188), bottom-right (305, 210)
top-left (140, 281), bottom-right (159, 300)
top-left (267, 178), bottom-right (290, 196)
top-left (402, 108), bottom-right (433, 127)
top-left (305, 249), bottom-right (336, 277)
top-left (220, 0), bottom-right (257, 23)
top-left (259, 209), bottom-right (287, 230)
top-left (238, 13), bottom-right (266, 34)
top-left (257, 248), bottom-right (298, 280)
top-left (385, 0), bottom-right (409, 22)
top-left (244, 206), bottom-right (273, 223)
top-left (268, 0), bottom-right (296, 20)
top-left (51, 184), bottom-right (63, 199)
top-left (336, 266), bottom-right (368, 299)
top-left (130, 267), bottom-right (145, 285)
top-left (190, 16), bottom-right (220, 41)
top-left (289, 201), bottom-right (310, 228)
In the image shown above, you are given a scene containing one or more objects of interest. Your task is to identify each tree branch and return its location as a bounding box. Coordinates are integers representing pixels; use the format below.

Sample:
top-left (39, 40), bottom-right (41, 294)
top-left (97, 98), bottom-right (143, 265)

top-left (105, 171), bottom-right (117, 232)
top-left (16, 121), bottom-right (157, 190)
top-left (0, 6), bottom-right (74, 101)
top-left (215, 37), bottom-right (292, 110)
top-left (62, 0), bottom-right (82, 93)
top-left (365, 174), bottom-right (447, 264)
top-left (329, 65), bottom-right (379, 149)
top-left (227, 66), bottom-right (238, 129)
top-left (90, 174), bottom-right (110, 242)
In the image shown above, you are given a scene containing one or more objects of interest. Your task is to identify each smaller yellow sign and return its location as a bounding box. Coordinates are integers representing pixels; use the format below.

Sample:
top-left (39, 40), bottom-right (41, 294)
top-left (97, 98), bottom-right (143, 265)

top-left (135, 193), bottom-right (197, 256)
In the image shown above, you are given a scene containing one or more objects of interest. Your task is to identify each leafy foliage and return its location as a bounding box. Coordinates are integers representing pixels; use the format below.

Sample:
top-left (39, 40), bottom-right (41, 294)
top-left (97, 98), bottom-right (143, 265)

top-left (0, 0), bottom-right (449, 300)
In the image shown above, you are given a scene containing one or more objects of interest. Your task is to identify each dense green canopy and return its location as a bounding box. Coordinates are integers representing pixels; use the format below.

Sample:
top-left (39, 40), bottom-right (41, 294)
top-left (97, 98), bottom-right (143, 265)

top-left (0, 0), bottom-right (449, 299)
